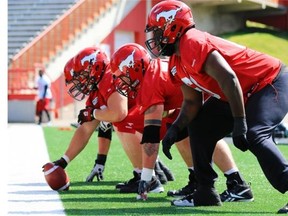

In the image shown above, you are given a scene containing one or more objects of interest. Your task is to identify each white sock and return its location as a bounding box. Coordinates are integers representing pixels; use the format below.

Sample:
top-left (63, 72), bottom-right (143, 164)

top-left (141, 168), bottom-right (153, 181)
top-left (224, 168), bottom-right (239, 175)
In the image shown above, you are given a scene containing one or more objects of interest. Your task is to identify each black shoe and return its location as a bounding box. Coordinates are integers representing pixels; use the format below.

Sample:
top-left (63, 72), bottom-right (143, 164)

top-left (149, 178), bottom-right (165, 193)
top-left (278, 203), bottom-right (288, 214)
top-left (119, 180), bottom-right (139, 193)
top-left (116, 171), bottom-right (140, 189)
top-left (171, 186), bottom-right (222, 207)
top-left (117, 171), bottom-right (141, 193)
top-left (158, 159), bottom-right (175, 181)
top-left (167, 181), bottom-right (196, 197)
top-left (220, 180), bottom-right (254, 202)
top-left (167, 168), bottom-right (197, 197)
top-left (154, 161), bottom-right (168, 184)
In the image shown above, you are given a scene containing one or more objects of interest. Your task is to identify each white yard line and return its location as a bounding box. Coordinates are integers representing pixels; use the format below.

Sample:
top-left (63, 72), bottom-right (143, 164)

top-left (4, 124), bottom-right (66, 216)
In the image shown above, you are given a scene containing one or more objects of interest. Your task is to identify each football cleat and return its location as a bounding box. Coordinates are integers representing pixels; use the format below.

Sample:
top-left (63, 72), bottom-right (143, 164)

top-left (278, 203), bottom-right (288, 214)
top-left (157, 159), bottom-right (175, 181)
top-left (220, 180), bottom-right (254, 202)
top-left (167, 168), bottom-right (197, 197)
top-left (167, 181), bottom-right (196, 197)
top-left (154, 161), bottom-right (168, 184)
top-left (171, 186), bottom-right (222, 207)
top-left (117, 171), bottom-right (141, 193)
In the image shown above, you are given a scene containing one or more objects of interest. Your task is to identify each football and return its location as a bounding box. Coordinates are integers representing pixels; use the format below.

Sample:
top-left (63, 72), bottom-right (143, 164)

top-left (42, 162), bottom-right (70, 191)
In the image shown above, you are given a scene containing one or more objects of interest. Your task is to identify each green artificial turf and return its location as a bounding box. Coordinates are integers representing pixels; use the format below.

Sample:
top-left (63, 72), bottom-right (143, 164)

top-left (43, 127), bottom-right (287, 216)
top-left (43, 23), bottom-right (288, 215)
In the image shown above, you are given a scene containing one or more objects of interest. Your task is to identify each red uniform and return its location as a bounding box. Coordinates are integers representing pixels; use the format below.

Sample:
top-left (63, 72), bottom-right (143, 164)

top-left (137, 58), bottom-right (183, 139)
top-left (168, 27), bottom-right (288, 194)
top-left (169, 28), bottom-right (281, 102)
top-left (84, 66), bottom-right (142, 134)
top-left (113, 106), bottom-right (144, 134)
top-left (114, 59), bottom-right (184, 139)
top-left (137, 59), bottom-right (182, 114)
top-left (85, 67), bottom-right (115, 109)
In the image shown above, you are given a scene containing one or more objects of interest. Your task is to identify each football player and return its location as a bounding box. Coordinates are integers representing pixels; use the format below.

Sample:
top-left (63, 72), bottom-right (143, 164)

top-left (145, 0), bottom-right (288, 212)
top-left (51, 46), bottom-right (170, 194)
top-left (110, 43), bottom-right (253, 201)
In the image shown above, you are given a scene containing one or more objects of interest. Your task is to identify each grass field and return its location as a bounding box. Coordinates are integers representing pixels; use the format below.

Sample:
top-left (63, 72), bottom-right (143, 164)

top-left (43, 24), bottom-right (288, 215)
top-left (43, 127), bottom-right (288, 216)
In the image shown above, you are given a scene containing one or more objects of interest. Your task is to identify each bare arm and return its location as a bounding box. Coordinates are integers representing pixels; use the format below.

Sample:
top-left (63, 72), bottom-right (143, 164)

top-left (144, 104), bottom-right (164, 126)
top-left (204, 50), bottom-right (245, 117)
top-left (93, 92), bottom-right (128, 122)
top-left (64, 119), bottom-right (99, 161)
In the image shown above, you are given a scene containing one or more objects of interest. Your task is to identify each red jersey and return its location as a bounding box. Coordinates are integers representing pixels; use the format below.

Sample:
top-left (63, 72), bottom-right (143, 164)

top-left (113, 105), bottom-right (144, 134)
top-left (85, 67), bottom-right (116, 109)
top-left (137, 58), bottom-right (183, 114)
top-left (169, 28), bottom-right (281, 102)
top-left (114, 59), bottom-right (183, 138)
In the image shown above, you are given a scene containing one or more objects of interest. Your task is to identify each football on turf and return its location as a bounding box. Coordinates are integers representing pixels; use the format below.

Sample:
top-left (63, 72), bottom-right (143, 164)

top-left (42, 162), bottom-right (70, 191)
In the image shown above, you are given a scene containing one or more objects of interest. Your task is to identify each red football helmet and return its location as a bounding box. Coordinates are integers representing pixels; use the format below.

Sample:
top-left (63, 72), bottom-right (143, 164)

top-left (145, 0), bottom-right (195, 57)
top-left (110, 43), bottom-right (151, 99)
top-left (64, 57), bottom-right (74, 83)
top-left (63, 56), bottom-right (82, 100)
top-left (65, 46), bottom-right (109, 101)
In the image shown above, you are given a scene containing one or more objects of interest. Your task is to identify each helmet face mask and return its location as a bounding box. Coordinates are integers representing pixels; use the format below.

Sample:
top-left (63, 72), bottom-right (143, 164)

top-left (145, 0), bottom-right (195, 57)
top-left (66, 79), bottom-right (87, 101)
top-left (63, 47), bottom-right (108, 101)
top-left (110, 43), bottom-right (151, 99)
top-left (67, 69), bottom-right (96, 101)
top-left (113, 73), bottom-right (139, 99)
top-left (145, 27), bottom-right (166, 58)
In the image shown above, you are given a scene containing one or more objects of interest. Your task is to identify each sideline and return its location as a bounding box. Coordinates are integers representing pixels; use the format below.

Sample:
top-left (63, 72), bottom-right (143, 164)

top-left (4, 124), bottom-right (66, 216)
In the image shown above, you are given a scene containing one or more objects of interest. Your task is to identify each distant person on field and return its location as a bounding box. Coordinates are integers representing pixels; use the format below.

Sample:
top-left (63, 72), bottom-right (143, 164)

top-left (35, 69), bottom-right (53, 125)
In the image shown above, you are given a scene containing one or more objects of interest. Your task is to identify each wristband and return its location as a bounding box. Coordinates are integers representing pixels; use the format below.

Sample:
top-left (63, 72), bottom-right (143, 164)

top-left (96, 154), bottom-right (107, 166)
top-left (62, 155), bottom-right (70, 164)
top-left (141, 125), bottom-right (161, 144)
top-left (93, 109), bottom-right (97, 119)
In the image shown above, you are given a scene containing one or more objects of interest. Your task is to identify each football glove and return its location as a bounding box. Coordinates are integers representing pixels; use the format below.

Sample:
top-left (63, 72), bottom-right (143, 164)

top-left (232, 117), bottom-right (249, 152)
top-left (86, 164), bottom-right (105, 182)
top-left (161, 124), bottom-right (180, 160)
top-left (52, 157), bottom-right (68, 169)
top-left (137, 180), bottom-right (150, 201)
top-left (99, 121), bottom-right (112, 132)
top-left (77, 108), bottom-right (95, 125)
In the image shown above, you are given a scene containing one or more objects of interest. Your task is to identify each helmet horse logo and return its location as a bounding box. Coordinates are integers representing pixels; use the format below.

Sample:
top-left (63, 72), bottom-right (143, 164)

top-left (81, 50), bottom-right (100, 66)
top-left (118, 49), bottom-right (136, 72)
top-left (156, 7), bottom-right (182, 23)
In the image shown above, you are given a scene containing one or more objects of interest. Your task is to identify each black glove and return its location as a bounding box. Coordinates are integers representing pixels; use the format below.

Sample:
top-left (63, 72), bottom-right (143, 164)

top-left (232, 117), bottom-right (249, 152)
top-left (77, 108), bottom-right (95, 125)
top-left (53, 157), bottom-right (68, 169)
top-left (162, 124), bottom-right (180, 160)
